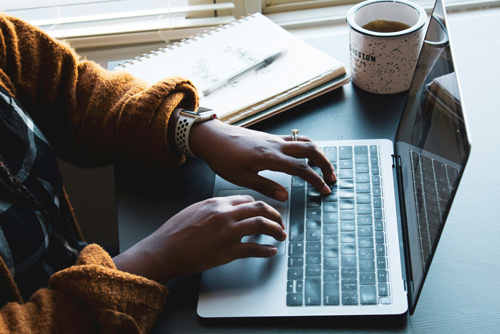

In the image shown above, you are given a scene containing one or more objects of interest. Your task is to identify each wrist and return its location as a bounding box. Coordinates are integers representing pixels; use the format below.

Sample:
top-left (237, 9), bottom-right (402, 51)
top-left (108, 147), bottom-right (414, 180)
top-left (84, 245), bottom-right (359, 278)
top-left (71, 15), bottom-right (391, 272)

top-left (189, 117), bottom-right (227, 159)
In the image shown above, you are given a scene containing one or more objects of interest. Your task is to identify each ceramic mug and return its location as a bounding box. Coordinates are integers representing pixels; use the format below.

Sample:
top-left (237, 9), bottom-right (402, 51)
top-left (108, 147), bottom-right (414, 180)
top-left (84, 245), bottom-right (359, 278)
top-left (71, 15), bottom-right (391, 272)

top-left (347, 0), bottom-right (427, 94)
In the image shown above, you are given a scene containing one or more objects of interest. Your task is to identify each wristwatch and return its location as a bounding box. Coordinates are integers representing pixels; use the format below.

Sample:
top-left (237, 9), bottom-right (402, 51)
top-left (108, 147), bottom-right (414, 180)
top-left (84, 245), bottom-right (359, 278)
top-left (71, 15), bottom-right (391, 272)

top-left (174, 107), bottom-right (218, 158)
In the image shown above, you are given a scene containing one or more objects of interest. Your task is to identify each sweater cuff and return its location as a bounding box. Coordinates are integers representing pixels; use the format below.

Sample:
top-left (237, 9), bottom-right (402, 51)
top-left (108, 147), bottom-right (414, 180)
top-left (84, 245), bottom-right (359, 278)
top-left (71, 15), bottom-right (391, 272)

top-left (49, 244), bottom-right (167, 333)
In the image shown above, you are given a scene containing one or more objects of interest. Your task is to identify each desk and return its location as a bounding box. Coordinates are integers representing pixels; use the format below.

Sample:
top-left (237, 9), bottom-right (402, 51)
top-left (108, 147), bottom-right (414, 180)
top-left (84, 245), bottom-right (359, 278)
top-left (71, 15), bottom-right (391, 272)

top-left (115, 8), bottom-right (500, 334)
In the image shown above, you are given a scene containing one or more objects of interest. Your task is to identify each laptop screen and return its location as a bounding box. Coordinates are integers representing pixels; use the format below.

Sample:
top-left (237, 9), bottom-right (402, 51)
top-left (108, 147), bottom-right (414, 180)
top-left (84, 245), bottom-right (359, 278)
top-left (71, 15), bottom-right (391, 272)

top-left (394, 0), bottom-right (471, 314)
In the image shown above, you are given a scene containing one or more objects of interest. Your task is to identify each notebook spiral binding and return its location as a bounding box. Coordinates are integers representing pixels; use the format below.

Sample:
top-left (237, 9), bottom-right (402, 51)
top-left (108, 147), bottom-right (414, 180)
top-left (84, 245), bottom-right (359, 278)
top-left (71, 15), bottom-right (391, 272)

top-left (117, 14), bottom-right (255, 69)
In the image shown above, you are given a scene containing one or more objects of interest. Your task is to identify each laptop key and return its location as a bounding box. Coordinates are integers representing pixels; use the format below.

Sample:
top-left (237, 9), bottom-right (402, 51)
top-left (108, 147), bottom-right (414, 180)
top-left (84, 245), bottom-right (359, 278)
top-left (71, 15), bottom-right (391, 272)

top-left (339, 146), bottom-right (353, 160)
top-left (339, 199), bottom-right (355, 210)
top-left (338, 179), bottom-right (354, 189)
top-left (306, 219), bottom-right (321, 230)
top-left (306, 264), bottom-right (321, 277)
top-left (360, 286), bottom-right (377, 305)
top-left (356, 173), bottom-right (370, 183)
top-left (378, 283), bottom-right (389, 296)
top-left (287, 293), bottom-right (303, 306)
top-left (341, 280), bottom-right (357, 291)
top-left (306, 254), bottom-right (321, 264)
top-left (342, 291), bottom-right (358, 305)
top-left (339, 169), bottom-right (354, 179)
top-left (290, 187), bottom-right (305, 240)
top-left (292, 175), bottom-right (306, 188)
top-left (339, 189), bottom-right (354, 199)
top-left (354, 146), bottom-right (368, 155)
top-left (358, 215), bottom-right (373, 225)
top-left (305, 278), bottom-right (321, 305)
top-left (355, 154), bottom-right (369, 164)
top-left (324, 270), bottom-right (340, 282)
top-left (324, 258), bottom-right (339, 270)
top-left (324, 283), bottom-right (340, 305)
top-left (341, 255), bottom-right (357, 267)
top-left (324, 146), bottom-right (338, 162)
top-left (289, 241), bottom-right (304, 256)
top-left (323, 224), bottom-right (339, 235)
top-left (356, 193), bottom-right (371, 204)
top-left (339, 159), bottom-right (354, 169)
top-left (323, 213), bottom-right (339, 224)
top-left (355, 164), bottom-right (369, 173)
top-left (359, 260), bottom-right (375, 272)
top-left (324, 235), bottom-right (339, 246)
top-left (288, 256), bottom-right (303, 267)
top-left (323, 202), bottom-right (339, 212)
top-left (356, 183), bottom-right (371, 193)
top-left (306, 241), bottom-right (321, 253)
top-left (360, 272), bottom-right (376, 285)
top-left (288, 268), bottom-right (303, 280)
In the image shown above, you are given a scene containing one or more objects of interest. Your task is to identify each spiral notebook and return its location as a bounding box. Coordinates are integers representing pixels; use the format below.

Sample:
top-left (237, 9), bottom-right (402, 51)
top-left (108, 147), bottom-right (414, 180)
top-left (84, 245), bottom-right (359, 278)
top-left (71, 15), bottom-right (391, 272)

top-left (114, 13), bottom-right (349, 126)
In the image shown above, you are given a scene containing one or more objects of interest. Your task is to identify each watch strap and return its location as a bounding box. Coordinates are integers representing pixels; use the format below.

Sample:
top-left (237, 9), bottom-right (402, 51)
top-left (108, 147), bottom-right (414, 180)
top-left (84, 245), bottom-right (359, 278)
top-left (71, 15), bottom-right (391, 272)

top-left (175, 114), bottom-right (197, 158)
top-left (174, 109), bottom-right (217, 159)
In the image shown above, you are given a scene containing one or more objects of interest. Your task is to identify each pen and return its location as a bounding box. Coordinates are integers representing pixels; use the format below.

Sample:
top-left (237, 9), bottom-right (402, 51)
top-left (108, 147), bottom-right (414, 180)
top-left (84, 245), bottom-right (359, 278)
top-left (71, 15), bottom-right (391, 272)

top-left (202, 50), bottom-right (286, 97)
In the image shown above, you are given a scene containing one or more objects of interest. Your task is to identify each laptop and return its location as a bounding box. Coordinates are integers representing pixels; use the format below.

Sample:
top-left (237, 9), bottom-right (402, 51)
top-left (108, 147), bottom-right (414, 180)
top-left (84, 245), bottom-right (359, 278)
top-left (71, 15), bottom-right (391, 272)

top-left (198, 0), bottom-right (471, 318)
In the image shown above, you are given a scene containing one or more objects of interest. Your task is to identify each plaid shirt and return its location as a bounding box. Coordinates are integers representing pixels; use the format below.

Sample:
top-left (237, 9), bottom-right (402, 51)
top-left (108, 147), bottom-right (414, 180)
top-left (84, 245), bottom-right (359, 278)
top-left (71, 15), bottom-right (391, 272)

top-left (0, 87), bottom-right (86, 301)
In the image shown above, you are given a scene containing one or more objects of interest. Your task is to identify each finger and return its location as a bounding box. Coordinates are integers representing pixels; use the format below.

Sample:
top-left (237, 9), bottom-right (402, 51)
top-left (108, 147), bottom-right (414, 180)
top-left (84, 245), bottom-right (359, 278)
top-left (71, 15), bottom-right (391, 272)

top-left (252, 153), bottom-right (331, 196)
top-left (282, 140), bottom-right (337, 185)
top-left (233, 199), bottom-right (284, 229)
top-left (218, 194), bottom-right (255, 206)
top-left (234, 216), bottom-right (287, 241)
top-left (281, 134), bottom-right (313, 143)
top-left (229, 170), bottom-right (290, 203)
top-left (232, 242), bottom-right (278, 259)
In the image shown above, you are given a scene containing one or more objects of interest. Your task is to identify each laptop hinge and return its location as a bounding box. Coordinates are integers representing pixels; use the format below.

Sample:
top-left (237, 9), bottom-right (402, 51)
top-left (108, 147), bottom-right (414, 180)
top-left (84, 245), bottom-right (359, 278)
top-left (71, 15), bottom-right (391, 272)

top-left (392, 154), bottom-right (410, 293)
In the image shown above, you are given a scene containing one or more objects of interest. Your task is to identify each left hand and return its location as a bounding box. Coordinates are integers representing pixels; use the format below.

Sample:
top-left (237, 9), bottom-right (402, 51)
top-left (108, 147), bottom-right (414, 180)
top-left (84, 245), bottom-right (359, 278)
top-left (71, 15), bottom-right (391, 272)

top-left (189, 120), bottom-right (336, 202)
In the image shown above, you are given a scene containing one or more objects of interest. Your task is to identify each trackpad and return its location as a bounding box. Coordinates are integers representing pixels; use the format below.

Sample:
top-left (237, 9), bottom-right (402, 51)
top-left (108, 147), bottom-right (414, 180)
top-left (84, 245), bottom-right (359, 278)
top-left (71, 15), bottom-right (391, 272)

top-left (217, 189), bottom-right (288, 255)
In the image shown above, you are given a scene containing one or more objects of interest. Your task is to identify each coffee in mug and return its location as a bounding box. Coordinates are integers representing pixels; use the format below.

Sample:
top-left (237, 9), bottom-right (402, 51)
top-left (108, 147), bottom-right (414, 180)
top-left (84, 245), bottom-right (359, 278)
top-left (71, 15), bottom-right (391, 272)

top-left (347, 0), bottom-right (427, 94)
top-left (362, 20), bottom-right (411, 33)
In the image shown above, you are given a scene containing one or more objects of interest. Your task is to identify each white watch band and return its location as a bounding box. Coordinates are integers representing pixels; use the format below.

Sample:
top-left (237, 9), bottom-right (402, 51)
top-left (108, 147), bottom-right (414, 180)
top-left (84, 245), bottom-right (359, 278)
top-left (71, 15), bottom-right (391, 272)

top-left (174, 108), bottom-right (217, 158)
top-left (175, 114), bottom-right (197, 158)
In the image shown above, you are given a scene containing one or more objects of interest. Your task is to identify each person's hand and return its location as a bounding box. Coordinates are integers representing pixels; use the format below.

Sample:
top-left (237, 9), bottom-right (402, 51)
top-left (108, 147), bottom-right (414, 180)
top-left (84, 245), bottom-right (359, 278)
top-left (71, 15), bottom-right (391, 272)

top-left (189, 120), bottom-right (336, 202)
top-left (113, 195), bottom-right (286, 284)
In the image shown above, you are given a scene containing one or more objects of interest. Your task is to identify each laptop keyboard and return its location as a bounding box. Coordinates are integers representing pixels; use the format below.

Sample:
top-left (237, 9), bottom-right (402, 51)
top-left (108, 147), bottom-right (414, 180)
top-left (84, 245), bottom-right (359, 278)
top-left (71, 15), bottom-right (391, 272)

top-left (410, 151), bottom-right (459, 269)
top-left (286, 145), bottom-right (391, 307)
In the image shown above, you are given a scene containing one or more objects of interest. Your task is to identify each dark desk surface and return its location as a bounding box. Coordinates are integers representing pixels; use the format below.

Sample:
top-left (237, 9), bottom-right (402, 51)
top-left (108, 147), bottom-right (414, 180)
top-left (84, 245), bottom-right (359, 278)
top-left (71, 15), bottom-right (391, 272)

top-left (116, 9), bottom-right (500, 334)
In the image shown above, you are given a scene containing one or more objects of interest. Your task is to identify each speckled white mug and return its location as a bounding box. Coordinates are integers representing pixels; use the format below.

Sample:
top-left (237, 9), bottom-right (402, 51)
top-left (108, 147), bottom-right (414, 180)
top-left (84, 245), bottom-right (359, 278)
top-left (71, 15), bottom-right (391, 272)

top-left (347, 0), bottom-right (427, 94)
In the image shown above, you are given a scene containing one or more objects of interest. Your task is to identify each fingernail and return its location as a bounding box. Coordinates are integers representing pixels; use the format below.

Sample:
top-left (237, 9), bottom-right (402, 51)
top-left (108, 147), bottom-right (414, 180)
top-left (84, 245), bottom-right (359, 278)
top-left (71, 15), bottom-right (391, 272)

top-left (332, 171), bottom-right (337, 182)
top-left (323, 183), bottom-right (331, 194)
top-left (281, 231), bottom-right (287, 241)
top-left (273, 189), bottom-right (288, 202)
top-left (270, 247), bottom-right (278, 256)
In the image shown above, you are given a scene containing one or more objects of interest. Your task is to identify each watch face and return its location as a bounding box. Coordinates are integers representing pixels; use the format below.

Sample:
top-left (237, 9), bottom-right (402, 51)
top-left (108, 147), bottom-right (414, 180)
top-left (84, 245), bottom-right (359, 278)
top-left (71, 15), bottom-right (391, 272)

top-left (180, 107), bottom-right (214, 117)
top-left (180, 109), bottom-right (199, 117)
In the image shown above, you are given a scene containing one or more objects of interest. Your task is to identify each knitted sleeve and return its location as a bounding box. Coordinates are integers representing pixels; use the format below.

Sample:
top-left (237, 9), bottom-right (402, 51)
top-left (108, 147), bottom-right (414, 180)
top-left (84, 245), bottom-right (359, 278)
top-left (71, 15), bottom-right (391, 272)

top-left (0, 244), bottom-right (168, 333)
top-left (0, 14), bottom-right (199, 167)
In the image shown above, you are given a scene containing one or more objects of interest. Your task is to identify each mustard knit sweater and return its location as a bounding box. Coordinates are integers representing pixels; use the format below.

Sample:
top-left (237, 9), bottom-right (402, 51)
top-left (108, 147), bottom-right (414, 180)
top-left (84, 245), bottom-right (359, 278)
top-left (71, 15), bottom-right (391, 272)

top-left (0, 14), bottom-right (199, 333)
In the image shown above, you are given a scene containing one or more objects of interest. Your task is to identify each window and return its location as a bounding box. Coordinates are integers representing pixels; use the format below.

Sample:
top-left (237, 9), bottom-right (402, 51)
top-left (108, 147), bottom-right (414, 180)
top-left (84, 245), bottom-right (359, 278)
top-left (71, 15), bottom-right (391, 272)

top-left (4, 0), bottom-right (500, 47)
top-left (260, 0), bottom-right (500, 28)
top-left (261, 0), bottom-right (500, 13)
top-left (3, 0), bottom-right (236, 47)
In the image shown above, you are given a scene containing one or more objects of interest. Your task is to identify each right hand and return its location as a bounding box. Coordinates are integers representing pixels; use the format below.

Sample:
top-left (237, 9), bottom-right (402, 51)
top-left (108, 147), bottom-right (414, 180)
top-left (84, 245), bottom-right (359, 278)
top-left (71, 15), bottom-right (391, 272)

top-left (113, 195), bottom-right (286, 284)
